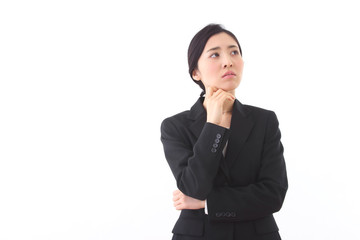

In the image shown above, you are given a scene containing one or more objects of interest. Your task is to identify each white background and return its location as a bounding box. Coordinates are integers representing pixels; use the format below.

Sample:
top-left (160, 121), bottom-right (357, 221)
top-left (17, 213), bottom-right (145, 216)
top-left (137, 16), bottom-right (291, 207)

top-left (1, 0), bottom-right (359, 239)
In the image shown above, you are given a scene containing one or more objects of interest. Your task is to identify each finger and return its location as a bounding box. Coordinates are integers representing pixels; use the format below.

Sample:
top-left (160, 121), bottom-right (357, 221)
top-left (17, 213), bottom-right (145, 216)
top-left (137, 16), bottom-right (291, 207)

top-left (173, 194), bottom-right (180, 201)
top-left (221, 92), bottom-right (234, 100)
top-left (227, 95), bottom-right (235, 102)
top-left (217, 92), bottom-right (228, 105)
top-left (219, 92), bottom-right (235, 108)
top-left (217, 91), bottom-right (234, 101)
top-left (176, 203), bottom-right (184, 210)
top-left (173, 199), bottom-right (182, 207)
top-left (212, 88), bottom-right (224, 99)
top-left (173, 189), bottom-right (180, 195)
top-left (225, 91), bottom-right (235, 99)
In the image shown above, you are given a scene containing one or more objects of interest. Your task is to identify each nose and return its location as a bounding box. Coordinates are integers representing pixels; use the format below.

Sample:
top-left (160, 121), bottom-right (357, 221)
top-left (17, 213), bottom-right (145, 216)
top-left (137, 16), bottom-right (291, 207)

top-left (223, 56), bottom-right (233, 68)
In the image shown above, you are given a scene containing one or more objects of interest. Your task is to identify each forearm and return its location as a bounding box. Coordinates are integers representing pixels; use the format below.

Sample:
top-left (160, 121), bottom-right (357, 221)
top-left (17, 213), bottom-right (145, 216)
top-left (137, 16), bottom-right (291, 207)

top-left (206, 180), bottom-right (287, 221)
top-left (161, 120), bottom-right (230, 199)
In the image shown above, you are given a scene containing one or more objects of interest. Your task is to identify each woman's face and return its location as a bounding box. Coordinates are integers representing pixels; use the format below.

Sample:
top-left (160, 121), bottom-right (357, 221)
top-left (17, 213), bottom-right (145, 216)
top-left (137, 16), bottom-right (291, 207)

top-left (193, 32), bottom-right (244, 94)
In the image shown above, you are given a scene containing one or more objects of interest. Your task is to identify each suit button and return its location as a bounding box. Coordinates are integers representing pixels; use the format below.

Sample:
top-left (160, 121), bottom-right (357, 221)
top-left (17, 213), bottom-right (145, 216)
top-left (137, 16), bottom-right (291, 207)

top-left (213, 143), bottom-right (218, 148)
top-left (216, 133), bottom-right (221, 139)
top-left (215, 138), bottom-right (220, 143)
top-left (211, 148), bottom-right (217, 153)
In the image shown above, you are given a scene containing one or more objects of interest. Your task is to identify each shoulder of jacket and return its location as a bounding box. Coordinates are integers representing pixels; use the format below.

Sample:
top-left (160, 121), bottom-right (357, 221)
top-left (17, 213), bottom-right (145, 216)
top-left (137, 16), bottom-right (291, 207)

top-left (161, 110), bottom-right (191, 131)
top-left (162, 110), bottom-right (190, 123)
top-left (243, 104), bottom-right (275, 116)
top-left (242, 104), bottom-right (279, 128)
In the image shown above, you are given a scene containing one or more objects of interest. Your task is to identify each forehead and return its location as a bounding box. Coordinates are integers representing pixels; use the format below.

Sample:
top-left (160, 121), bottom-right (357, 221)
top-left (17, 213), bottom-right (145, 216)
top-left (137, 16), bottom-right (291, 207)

top-left (204, 32), bottom-right (238, 50)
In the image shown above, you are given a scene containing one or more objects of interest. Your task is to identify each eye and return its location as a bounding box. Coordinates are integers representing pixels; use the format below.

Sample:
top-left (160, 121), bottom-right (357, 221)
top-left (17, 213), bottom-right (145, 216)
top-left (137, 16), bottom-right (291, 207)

top-left (231, 50), bottom-right (239, 55)
top-left (210, 53), bottom-right (219, 58)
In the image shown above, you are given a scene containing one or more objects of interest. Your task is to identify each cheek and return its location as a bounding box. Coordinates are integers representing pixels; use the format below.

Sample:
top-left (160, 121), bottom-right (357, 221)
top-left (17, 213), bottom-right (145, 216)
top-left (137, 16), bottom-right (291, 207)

top-left (236, 59), bottom-right (244, 71)
top-left (199, 61), bottom-right (219, 81)
top-left (206, 62), bottom-right (220, 76)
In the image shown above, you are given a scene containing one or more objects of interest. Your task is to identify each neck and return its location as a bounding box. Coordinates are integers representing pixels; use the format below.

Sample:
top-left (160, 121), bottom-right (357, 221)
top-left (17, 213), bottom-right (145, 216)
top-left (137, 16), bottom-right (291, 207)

top-left (228, 90), bottom-right (235, 95)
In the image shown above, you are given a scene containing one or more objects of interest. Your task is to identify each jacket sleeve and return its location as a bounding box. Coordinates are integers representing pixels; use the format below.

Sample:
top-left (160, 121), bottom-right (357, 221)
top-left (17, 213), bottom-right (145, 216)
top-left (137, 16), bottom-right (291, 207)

top-left (206, 111), bottom-right (288, 221)
top-left (160, 118), bottom-right (230, 200)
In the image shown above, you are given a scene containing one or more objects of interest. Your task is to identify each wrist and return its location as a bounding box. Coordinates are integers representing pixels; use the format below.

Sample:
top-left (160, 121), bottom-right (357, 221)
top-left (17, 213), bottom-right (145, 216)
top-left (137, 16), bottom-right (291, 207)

top-left (207, 117), bottom-right (221, 125)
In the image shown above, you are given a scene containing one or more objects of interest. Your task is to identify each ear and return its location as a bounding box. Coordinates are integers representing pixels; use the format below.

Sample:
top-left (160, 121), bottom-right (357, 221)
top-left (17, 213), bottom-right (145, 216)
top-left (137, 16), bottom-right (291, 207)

top-left (192, 69), bottom-right (201, 81)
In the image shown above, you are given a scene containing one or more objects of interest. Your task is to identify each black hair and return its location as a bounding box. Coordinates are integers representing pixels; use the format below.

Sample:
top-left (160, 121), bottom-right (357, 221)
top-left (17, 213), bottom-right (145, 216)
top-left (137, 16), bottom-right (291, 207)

top-left (187, 24), bottom-right (242, 97)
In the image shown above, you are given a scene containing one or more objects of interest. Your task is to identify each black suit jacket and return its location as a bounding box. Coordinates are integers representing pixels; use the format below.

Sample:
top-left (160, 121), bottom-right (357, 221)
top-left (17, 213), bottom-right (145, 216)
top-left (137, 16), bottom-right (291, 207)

top-left (160, 97), bottom-right (288, 240)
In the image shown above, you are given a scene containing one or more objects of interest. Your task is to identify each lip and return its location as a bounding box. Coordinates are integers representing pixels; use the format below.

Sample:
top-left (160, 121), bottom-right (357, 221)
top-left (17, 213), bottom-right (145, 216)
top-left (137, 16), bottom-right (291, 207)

top-left (222, 71), bottom-right (236, 78)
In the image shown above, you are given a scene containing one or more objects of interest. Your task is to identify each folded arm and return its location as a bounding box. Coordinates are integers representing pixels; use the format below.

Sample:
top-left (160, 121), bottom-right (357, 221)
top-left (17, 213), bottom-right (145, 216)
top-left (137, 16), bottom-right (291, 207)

top-left (206, 111), bottom-right (288, 221)
top-left (161, 119), bottom-right (230, 200)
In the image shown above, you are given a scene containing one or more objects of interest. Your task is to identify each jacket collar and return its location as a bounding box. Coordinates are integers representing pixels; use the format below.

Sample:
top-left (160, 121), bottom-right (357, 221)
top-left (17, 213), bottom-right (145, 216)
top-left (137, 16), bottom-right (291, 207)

top-left (188, 96), bottom-right (251, 128)
top-left (188, 96), bottom-right (254, 169)
top-left (188, 96), bottom-right (251, 119)
top-left (188, 97), bottom-right (207, 121)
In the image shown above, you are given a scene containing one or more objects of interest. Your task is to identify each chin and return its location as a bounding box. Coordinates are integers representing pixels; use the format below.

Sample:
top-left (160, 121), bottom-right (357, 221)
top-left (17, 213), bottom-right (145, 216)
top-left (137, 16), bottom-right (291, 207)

top-left (219, 83), bottom-right (239, 92)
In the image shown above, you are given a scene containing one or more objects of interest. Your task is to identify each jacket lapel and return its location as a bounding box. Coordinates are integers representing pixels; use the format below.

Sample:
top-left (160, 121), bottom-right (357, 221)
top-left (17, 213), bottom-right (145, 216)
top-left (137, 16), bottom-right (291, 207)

top-left (188, 97), bottom-right (207, 139)
top-left (225, 99), bottom-right (254, 168)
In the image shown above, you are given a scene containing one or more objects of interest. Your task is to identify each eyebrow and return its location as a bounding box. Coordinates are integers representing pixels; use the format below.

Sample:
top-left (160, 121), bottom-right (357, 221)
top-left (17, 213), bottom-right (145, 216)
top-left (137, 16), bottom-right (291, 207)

top-left (206, 45), bottom-right (238, 52)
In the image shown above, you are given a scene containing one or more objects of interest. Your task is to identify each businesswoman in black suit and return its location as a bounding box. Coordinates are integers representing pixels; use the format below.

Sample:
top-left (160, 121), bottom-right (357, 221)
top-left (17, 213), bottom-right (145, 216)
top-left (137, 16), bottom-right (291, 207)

top-left (160, 24), bottom-right (288, 240)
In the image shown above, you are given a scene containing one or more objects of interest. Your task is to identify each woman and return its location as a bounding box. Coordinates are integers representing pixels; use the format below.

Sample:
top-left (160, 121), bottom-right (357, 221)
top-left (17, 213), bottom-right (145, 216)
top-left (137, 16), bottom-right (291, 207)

top-left (160, 24), bottom-right (288, 240)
